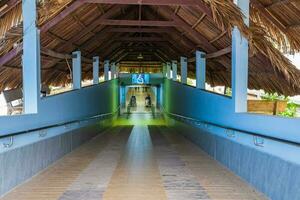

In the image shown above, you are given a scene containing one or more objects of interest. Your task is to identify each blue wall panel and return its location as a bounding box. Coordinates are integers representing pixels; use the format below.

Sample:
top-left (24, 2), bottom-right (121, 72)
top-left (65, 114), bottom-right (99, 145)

top-left (162, 79), bottom-right (300, 200)
top-left (167, 119), bottom-right (300, 200)
top-left (0, 79), bottom-right (119, 136)
top-left (0, 80), bottom-right (119, 197)
top-left (162, 79), bottom-right (300, 144)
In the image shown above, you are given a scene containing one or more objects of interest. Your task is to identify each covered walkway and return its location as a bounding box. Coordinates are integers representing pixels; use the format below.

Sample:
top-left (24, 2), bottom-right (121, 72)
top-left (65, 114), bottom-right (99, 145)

top-left (1, 123), bottom-right (265, 200)
top-left (1, 1), bottom-right (300, 200)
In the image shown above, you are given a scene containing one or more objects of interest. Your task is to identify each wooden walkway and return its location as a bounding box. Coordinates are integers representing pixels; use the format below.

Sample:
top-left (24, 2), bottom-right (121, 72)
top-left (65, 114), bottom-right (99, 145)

top-left (0, 125), bottom-right (267, 200)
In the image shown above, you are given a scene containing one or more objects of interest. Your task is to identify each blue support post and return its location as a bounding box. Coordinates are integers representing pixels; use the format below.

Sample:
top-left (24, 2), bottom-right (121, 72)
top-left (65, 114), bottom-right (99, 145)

top-left (120, 85), bottom-right (126, 108)
top-left (166, 62), bottom-right (171, 79)
top-left (111, 62), bottom-right (116, 79)
top-left (162, 63), bottom-right (167, 77)
top-left (180, 57), bottom-right (187, 84)
top-left (196, 51), bottom-right (206, 89)
top-left (232, 0), bottom-right (249, 112)
top-left (72, 51), bottom-right (81, 89)
top-left (22, 0), bottom-right (40, 114)
top-left (172, 60), bottom-right (178, 81)
top-left (104, 60), bottom-right (109, 81)
top-left (116, 63), bottom-right (119, 78)
top-left (93, 56), bottom-right (99, 84)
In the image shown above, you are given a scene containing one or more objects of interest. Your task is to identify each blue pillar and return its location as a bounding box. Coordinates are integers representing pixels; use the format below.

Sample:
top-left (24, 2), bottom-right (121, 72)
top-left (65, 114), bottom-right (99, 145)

top-left (156, 86), bottom-right (161, 108)
top-left (93, 56), bottom-right (99, 84)
top-left (180, 57), bottom-right (187, 84)
top-left (172, 60), bottom-right (178, 81)
top-left (232, 0), bottom-right (249, 112)
top-left (22, 0), bottom-right (40, 114)
top-left (116, 63), bottom-right (119, 78)
top-left (166, 62), bottom-right (171, 79)
top-left (104, 60), bottom-right (109, 81)
top-left (72, 51), bottom-right (81, 89)
top-left (196, 51), bottom-right (206, 89)
top-left (162, 63), bottom-right (167, 77)
top-left (120, 85), bottom-right (126, 108)
top-left (111, 62), bottom-right (116, 79)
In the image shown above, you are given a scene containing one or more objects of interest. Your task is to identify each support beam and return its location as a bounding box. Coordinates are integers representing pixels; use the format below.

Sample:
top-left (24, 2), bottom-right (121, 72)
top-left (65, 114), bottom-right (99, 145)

top-left (172, 60), bottom-right (177, 81)
top-left (22, 0), bottom-right (40, 114)
top-left (40, 1), bottom-right (85, 32)
top-left (93, 56), bottom-right (100, 84)
top-left (100, 19), bottom-right (176, 27)
top-left (104, 60), bottom-right (110, 81)
top-left (232, 0), bottom-right (249, 112)
top-left (111, 62), bottom-right (116, 79)
top-left (166, 62), bottom-right (171, 79)
top-left (0, 0), bottom-right (85, 67)
top-left (0, 0), bottom-right (19, 18)
top-left (72, 51), bottom-right (82, 89)
top-left (162, 63), bottom-right (167, 77)
top-left (85, 0), bottom-right (201, 6)
top-left (109, 27), bottom-right (171, 33)
top-left (180, 57), bottom-right (187, 84)
top-left (116, 36), bottom-right (166, 42)
top-left (195, 51), bottom-right (206, 89)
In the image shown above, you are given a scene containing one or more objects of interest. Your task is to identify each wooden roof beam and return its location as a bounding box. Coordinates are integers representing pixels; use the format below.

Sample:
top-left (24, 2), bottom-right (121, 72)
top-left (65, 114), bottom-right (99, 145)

top-left (116, 36), bottom-right (166, 42)
top-left (266, 0), bottom-right (293, 9)
top-left (109, 27), bottom-right (171, 33)
top-left (0, 0), bottom-right (85, 67)
top-left (191, 13), bottom-right (206, 29)
top-left (100, 19), bottom-right (177, 27)
top-left (188, 46), bottom-right (231, 62)
top-left (160, 6), bottom-right (216, 53)
top-left (251, 0), bottom-right (287, 32)
top-left (85, 0), bottom-right (202, 6)
top-left (0, 0), bottom-right (19, 18)
top-left (209, 31), bottom-right (227, 43)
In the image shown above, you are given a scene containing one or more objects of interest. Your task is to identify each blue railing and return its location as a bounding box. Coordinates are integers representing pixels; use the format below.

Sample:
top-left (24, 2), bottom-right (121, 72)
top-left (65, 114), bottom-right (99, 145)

top-left (0, 106), bottom-right (120, 139)
top-left (162, 107), bottom-right (300, 146)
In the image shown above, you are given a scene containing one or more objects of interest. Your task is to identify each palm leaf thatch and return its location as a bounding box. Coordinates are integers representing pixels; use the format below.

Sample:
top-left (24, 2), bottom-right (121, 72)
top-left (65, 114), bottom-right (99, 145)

top-left (0, 0), bottom-right (300, 96)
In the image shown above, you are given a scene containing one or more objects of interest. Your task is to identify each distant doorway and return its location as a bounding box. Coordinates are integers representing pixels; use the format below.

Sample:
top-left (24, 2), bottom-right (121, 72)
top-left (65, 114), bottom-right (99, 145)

top-left (125, 85), bottom-right (156, 114)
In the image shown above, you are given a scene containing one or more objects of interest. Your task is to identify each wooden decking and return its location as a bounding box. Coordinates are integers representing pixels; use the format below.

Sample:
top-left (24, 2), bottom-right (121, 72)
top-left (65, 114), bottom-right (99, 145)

top-left (0, 125), bottom-right (267, 200)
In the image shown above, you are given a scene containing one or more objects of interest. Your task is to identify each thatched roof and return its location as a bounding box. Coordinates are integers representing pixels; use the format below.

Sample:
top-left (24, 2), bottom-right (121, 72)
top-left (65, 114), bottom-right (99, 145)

top-left (0, 0), bottom-right (300, 95)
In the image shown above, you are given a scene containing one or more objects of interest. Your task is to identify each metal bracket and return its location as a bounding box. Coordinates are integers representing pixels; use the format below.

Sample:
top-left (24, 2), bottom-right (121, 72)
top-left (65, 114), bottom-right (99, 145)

top-left (72, 53), bottom-right (78, 59)
top-left (253, 136), bottom-right (264, 147)
top-left (203, 123), bottom-right (210, 129)
top-left (64, 124), bottom-right (72, 129)
top-left (225, 129), bottom-right (236, 138)
top-left (39, 130), bottom-right (47, 138)
top-left (3, 136), bottom-right (14, 148)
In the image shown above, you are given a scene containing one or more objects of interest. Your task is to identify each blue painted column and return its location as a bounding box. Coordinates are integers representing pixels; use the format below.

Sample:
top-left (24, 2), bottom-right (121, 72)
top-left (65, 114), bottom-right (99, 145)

top-left (104, 60), bottom-right (109, 81)
top-left (93, 56), bottom-right (99, 84)
top-left (22, 0), bottom-right (40, 114)
top-left (180, 56), bottom-right (187, 84)
top-left (166, 62), bottom-right (171, 79)
top-left (232, 0), bottom-right (249, 112)
top-left (162, 63), bottom-right (167, 77)
top-left (111, 62), bottom-right (116, 79)
top-left (196, 51), bottom-right (206, 89)
top-left (116, 63), bottom-right (119, 78)
top-left (72, 51), bottom-right (81, 89)
top-left (120, 85), bottom-right (126, 108)
top-left (172, 60), bottom-right (178, 81)
top-left (156, 86), bottom-right (161, 108)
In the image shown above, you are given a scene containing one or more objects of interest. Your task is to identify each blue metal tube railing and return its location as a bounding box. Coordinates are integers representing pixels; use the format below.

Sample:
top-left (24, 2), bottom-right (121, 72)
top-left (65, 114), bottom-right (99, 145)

top-left (162, 107), bottom-right (300, 146)
top-left (0, 106), bottom-right (120, 139)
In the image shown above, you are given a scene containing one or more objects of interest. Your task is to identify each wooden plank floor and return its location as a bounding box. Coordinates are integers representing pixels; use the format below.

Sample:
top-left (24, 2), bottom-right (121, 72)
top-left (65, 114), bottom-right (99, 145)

top-left (0, 125), bottom-right (267, 200)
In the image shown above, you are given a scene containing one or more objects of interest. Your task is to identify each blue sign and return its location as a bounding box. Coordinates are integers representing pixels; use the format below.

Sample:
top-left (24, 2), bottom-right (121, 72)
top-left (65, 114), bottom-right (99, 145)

top-left (132, 74), bottom-right (150, 84)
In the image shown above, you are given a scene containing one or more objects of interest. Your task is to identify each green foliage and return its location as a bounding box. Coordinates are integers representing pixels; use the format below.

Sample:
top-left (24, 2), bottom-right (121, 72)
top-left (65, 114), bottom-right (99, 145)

top-left (225, 87), bottom-right (232, 96)
top-left (279, 102), bottom-right (298, 118)
top-left (261, 92), bottom-right (298, 118)
top-left (261, 92), bottom-right (287, 101)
